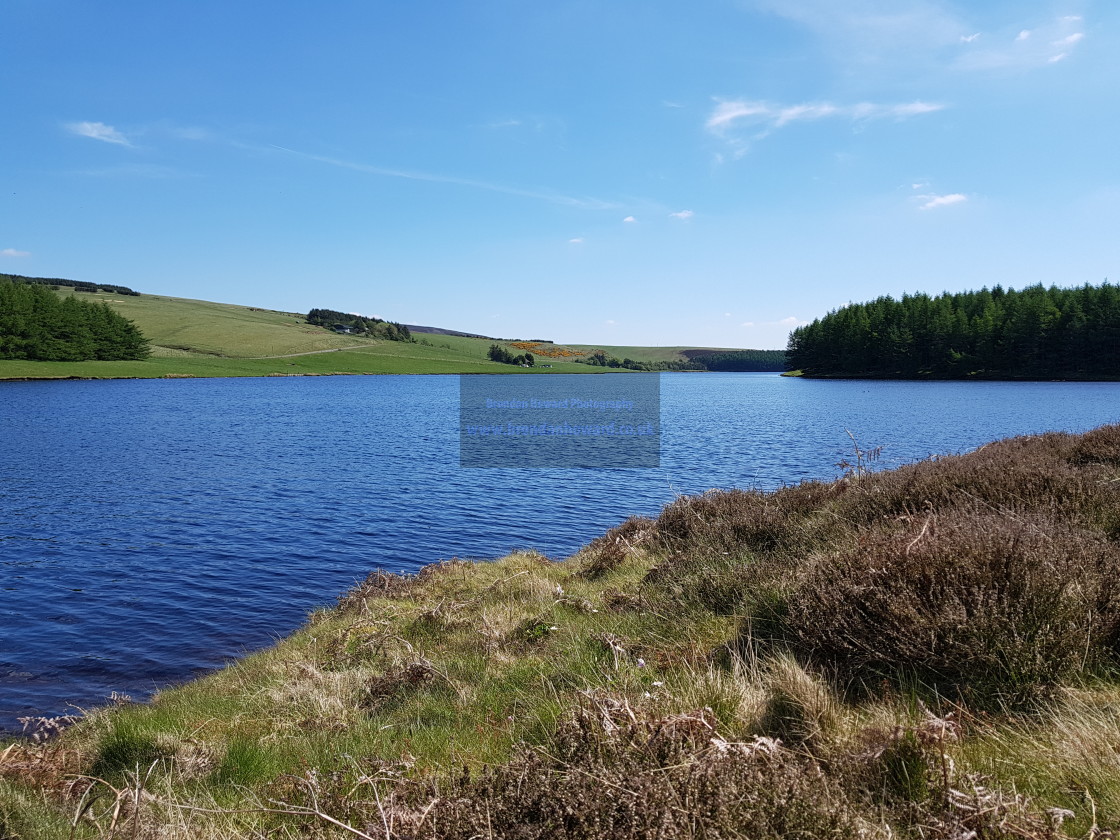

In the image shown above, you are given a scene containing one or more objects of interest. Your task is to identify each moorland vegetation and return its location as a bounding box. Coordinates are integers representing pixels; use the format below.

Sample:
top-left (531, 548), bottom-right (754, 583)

top-left (4, 424), bottom-right (1120, 838)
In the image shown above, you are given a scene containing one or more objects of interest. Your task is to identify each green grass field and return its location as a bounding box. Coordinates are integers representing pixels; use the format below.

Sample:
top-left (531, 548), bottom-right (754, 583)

top-left (0, 291), bottom-right (631, 379)
top-left (0, 286), bottom-right (785, 379)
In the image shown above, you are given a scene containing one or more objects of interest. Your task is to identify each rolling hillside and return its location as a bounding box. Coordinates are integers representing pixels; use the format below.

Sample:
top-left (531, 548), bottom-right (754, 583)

top-left (0, 284), bottom-right (781, 379)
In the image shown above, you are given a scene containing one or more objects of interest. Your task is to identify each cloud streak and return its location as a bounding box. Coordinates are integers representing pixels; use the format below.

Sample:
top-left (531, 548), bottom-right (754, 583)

top-left (1, 248), bottom-right (31, 257)
top-left (66, 121), bottom-right (131, 146)
top-left (268, 145), bottom-right (620, 211)
top-left (706, 99), bottom-right (944, 147)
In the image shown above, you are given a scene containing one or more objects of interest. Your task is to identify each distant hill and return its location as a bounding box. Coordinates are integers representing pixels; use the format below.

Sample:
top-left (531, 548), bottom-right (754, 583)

top-left (0, 273), bottom-right (785, 379)
top-left (405, 324), bottom-right (495, 340)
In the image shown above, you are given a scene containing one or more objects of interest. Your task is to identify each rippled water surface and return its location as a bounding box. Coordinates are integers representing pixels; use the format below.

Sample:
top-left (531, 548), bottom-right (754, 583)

top-left (3, 373), bottom-right (1119, 731)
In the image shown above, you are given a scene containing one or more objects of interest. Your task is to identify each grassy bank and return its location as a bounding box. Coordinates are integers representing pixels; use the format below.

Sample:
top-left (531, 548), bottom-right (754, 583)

top-left (4, 425), bottom-right (1120, 838)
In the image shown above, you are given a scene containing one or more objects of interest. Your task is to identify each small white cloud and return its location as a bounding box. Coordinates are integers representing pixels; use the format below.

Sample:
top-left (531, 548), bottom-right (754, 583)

top-left (724, 312), bottom-right (731, 317)
top-left (961, 33), bottom-right (981, 43)
top-left (1, 248), bottom-right (31, 257)
top-left (623, 215), bottom-right (637, 223)
top-left (777, 316), bottom-right (805, 327)
top-left (568, 237), bottom-right (584, 244)
top-left (741, 321), bottom-right (755, 328)
top-left (919, 193), bottom-right (968, 210)
top-left (911, 181), bottom-right (930, 190)
top-left (1062, 15), bottom-right (1083, 23)
top-left (959, 16), bottom-right (1085, 71)
top-left (605, 319), bottom-right (616, 325)
top-left (66, 121), bottom-right (130, 146)
top-left (669, 210), bottom-right (694, 220)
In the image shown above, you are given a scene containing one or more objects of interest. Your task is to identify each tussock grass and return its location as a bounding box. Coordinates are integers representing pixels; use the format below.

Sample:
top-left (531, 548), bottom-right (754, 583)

top-left (5, 427), bottom-right (1120, 837)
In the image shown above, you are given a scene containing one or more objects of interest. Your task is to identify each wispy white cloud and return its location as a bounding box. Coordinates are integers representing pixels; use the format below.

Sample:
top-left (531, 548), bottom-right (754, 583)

top-left (956, 15), bottom-right (1086, 70)
top-left (747, 2), bottom-right (1089, 75)
top-left (1, 248), bottom-right (30, 257)
top-left (568, 237), bottom-right (584, 244)
top-left (623, 215), bottom-right (637, 223)
top-left (268, 145), bottom-right (620, 211)
top-left (706, 99), bottom-right (943, 150)
top-left (669, 210), bottom-right (695, 220)
top-left (918, 192), bottom-right (968, 210)
top-left (66, 121), bottom-right (130, 146)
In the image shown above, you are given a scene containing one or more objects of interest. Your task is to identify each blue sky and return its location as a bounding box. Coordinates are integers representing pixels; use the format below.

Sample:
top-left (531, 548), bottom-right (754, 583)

top-left (3, 0), bottom-right (1117, 349)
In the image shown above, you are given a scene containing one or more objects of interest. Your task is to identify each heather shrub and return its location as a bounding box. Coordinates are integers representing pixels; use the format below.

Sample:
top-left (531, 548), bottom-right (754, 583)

top-left (838, 432), bottom-right (1120, 535)
top-left (654, 480), bottom-right (842, 559)
top-left (368, 699), bottom-right (862, 840)
top-left (1068, 422), bottom-right (1120, 467)
top-left (336, 568), bottom-right (417, 614)
top-left (574, 516), bottom-right (656, 579)
top-left (770, 511), bottom-right (1120, 708)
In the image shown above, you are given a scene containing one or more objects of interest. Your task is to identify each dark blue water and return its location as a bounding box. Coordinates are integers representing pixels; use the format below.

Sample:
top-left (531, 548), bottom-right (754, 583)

top-left (2, 373), bottom-right (1119, 732)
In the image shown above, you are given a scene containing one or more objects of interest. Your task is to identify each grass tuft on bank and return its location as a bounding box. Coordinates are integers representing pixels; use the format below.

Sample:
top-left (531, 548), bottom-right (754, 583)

top-left (4, 426), bottom-right (1120, 837)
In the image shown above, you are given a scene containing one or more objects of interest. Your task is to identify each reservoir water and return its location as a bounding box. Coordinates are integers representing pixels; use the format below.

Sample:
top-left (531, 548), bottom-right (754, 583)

top-left (2, 373), bottom-right (1119, 732)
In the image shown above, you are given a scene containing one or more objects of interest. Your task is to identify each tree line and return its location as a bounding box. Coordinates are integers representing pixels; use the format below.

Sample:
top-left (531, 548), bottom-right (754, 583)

top-left (0, 272), bottom-right (140, 296)
top-left (0, 278), bottom-right (150, 361)
top-left (683, 349), bottom-right (787, 371)
top-left (488, 344), bottom-right (535, 366)
top-left (787, 282), bottom-right (1120, 379)
top-left (577, 351), bottom-right (702, 371)
top-left (306, 308), bottom-right (412, 342)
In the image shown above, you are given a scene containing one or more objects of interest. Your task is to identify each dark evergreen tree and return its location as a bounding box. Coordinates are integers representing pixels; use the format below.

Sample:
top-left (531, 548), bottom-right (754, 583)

top-left (786, 282), bottom-right (1120, 379)
top-left (0, 279), bottom-right (150, 361)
